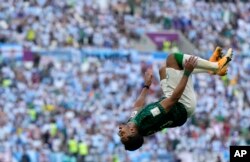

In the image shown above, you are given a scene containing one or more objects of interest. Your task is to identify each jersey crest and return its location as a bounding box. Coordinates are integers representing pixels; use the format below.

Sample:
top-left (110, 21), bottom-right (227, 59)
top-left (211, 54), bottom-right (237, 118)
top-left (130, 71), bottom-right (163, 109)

top-left (150, 107), bottom-right (161, 117)
top-left (130, 111), bottom-right (138, 118)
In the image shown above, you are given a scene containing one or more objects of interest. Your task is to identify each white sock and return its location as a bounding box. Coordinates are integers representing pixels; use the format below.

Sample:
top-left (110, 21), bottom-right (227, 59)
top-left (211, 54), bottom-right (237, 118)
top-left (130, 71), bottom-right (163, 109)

top-left (183, 54), bottom-right (218, 72)
top-left (192, 68), bottom-right (213, 74)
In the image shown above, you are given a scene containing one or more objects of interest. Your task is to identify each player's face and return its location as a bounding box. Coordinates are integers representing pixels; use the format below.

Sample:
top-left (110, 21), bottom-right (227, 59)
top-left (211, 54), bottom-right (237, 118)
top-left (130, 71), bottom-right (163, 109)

top-left (118, 124), bottom-right (135, 143)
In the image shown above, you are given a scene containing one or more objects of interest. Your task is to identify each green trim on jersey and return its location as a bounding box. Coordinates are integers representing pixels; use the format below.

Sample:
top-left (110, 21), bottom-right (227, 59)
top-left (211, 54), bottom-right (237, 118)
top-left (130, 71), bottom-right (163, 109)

top-left (129, 97), bottom-right (187, 136)
top-left (173, 52), bottom-right (184, 69)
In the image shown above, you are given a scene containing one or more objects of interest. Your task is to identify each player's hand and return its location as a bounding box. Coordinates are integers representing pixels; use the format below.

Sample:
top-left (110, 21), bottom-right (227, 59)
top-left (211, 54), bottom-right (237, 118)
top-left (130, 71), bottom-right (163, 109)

top-left (144, 69), bottom-right (153, 86)
top-left (184, 56), bottom-right (198, 73)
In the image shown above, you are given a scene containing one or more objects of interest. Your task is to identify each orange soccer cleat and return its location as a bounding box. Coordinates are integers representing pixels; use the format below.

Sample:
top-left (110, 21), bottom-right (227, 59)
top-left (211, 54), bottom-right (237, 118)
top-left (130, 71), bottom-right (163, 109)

top-left (216, 48), bottom-right (233, 76)
top-left (209, 46), bottom-right (223, 62)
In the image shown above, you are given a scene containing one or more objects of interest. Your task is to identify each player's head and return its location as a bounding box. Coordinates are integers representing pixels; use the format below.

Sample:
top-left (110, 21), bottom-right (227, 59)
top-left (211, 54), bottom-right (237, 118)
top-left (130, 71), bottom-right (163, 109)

top-left (118, 123), bottom-right (144, 151)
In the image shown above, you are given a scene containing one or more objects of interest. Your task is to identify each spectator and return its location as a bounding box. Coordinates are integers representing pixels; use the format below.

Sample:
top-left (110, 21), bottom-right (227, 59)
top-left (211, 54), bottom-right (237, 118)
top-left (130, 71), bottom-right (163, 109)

top-left (0, 1), bottom-right (249, 162)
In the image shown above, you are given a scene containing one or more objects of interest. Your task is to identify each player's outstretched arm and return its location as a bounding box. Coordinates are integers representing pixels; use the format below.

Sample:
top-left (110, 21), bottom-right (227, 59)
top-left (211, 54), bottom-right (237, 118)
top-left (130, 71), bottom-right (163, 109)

top-left (133, 69), bottom-right (153, 112)
top-left (161, 56), bottom-right (198, 112)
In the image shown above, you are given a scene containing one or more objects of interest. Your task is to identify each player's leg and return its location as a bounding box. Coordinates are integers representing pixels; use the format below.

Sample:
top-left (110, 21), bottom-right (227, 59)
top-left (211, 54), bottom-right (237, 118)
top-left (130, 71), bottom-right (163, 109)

top-left (180, 53), bottom-right (218, 71)
top-left (168, 46), bottom-right (223, 74)
top-left (192, 68), bottom-right (213, 74)
top-left (166, 54), bottom-right (217, 74)
top-left (193, 46), bottom-right (223, 74)
top-left (166, 47), bottom-right (222, 74)
top-left (165, 54), bottom-right (181, 70)
top-left (168, 48), bottom-right (233, 76)
top-left (166, 51), bottom-right (216, 71)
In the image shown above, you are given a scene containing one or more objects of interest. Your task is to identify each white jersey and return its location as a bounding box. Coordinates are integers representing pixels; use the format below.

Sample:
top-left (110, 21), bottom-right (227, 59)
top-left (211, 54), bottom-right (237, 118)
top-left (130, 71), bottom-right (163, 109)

top-left (160, 68), bottom-right (197, 117)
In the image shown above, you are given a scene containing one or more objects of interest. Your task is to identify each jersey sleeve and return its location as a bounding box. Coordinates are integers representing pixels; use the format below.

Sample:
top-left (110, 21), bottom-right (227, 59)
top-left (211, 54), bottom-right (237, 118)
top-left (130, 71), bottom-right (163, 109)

top-left (130, 111), bottom-right (138, 118)
top-left (127, 111), bottom-right (138, 123)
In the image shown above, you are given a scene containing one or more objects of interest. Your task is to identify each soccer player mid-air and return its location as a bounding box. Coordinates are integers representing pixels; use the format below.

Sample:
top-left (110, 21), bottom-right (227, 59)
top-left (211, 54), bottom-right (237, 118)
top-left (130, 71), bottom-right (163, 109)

top-left (118, 47), bottom-right (233, 151)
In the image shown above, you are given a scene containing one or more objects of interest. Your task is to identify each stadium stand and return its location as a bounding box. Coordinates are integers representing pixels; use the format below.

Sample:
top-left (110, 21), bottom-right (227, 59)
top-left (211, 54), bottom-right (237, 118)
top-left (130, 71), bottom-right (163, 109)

top-left (0, 0), bottom-right (250, 162)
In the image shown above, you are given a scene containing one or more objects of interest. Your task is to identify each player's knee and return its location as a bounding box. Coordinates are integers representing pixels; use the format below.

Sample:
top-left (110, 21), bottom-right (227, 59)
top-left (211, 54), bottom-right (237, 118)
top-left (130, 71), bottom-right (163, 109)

top-left (166, 54), bottom-right (175, 66)
top-left (167, 54), bottom-right (175, 60)
top-left (166, 53), bottom-right (181, 70)
top-left (159, 66), bottom-right (166, 80)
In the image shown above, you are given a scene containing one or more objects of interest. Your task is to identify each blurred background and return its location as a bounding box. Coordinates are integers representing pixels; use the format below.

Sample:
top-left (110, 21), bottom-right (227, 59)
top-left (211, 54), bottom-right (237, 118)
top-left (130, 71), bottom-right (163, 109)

top-left (0, 0), bottom-right (250, 162)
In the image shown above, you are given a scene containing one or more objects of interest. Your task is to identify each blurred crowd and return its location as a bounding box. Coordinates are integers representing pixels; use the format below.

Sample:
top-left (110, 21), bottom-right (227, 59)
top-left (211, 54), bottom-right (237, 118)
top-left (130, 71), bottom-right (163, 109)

top-left (0, 0), bottom-right (160, 49)
top-left (1, 0), bottom-right (250, 54)
top-left (0, 0), bottom-right (250, 162)
top-left (159, 0), bottom-right (250, 55)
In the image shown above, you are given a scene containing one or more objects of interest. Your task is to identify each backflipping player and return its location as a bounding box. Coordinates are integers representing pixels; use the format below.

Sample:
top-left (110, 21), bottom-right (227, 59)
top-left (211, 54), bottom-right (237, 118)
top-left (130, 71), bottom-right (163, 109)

top-left (118, 47), bottom-right (233, 151)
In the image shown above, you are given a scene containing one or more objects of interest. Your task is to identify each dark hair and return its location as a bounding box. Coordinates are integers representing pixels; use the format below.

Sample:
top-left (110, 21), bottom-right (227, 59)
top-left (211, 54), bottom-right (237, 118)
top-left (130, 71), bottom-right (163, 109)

top-left (123, 133), bottom-right (144, 151)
